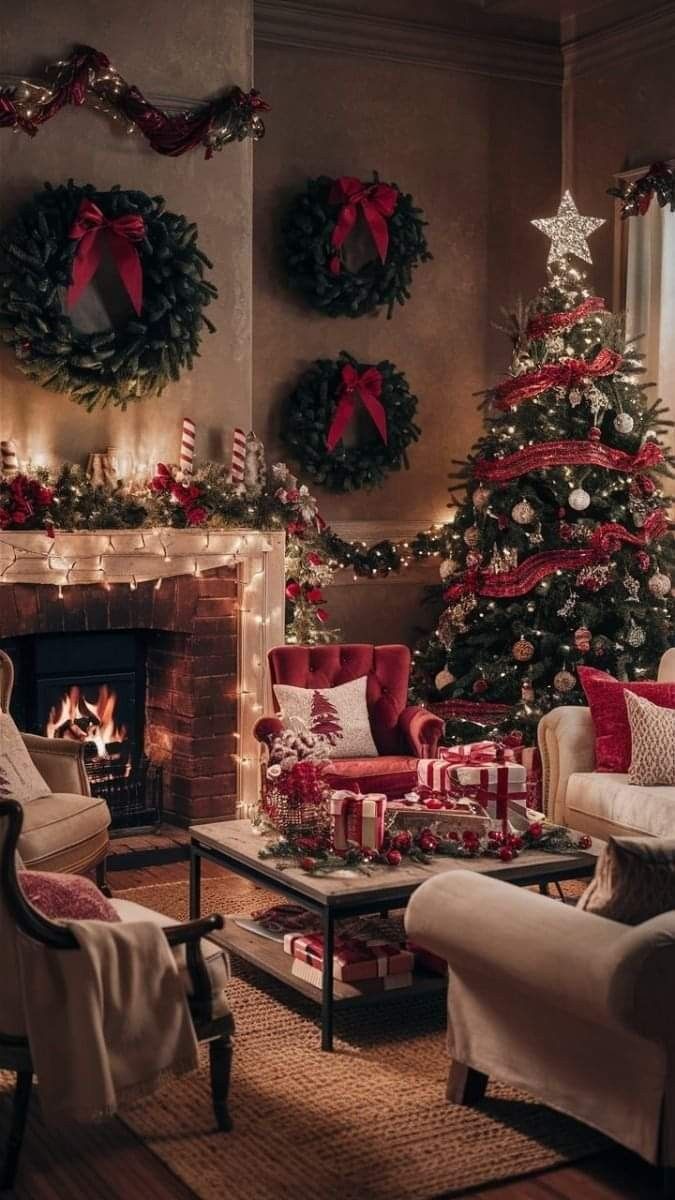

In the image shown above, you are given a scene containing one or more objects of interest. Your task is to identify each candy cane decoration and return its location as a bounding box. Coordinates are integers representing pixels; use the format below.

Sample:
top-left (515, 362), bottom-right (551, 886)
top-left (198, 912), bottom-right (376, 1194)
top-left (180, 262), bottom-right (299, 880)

top-left (179, 417), bottom-right (196, 477)
top-left (229, 427), bottom-right (246, 484)
top-left (1, 440), bottom-right (19, 476)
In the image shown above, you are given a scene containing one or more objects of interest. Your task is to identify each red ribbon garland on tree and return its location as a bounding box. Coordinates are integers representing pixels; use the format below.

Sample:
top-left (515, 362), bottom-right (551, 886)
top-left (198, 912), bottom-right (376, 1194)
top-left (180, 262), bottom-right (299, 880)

top-left (473, 438), bottom-right (663, 483)
top-left (326, 363), bottom-right (388, 451)
top-left (67, 198), bottom-right (145, 315)
top-left (526, 297), bottom-right (605, 341)
top-left (444, 512), bottom-right (669, 601)
top-left (494, 347), bottom-right (622, 411)
top-left (328, 177), bottom-right (398, 275)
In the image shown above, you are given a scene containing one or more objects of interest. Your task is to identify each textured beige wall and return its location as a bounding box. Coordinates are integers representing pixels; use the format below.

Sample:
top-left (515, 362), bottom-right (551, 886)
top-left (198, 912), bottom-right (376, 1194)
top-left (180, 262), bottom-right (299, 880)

top-left (252, 44), bottom-right (561, 642)
top-left (0, 0), bottom-right (253, 469)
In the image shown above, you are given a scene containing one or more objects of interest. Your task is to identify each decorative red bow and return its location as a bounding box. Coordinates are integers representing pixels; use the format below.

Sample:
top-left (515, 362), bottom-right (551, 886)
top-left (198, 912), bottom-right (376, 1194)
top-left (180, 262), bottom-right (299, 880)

top-left (326, 364), bottom-right (387, 452)
top-left (494, 348), bottom-right (622, 411)
top-left (328, 177), bottom-right (398, 274)
top-left (67, 198), bottom-right (145, 315)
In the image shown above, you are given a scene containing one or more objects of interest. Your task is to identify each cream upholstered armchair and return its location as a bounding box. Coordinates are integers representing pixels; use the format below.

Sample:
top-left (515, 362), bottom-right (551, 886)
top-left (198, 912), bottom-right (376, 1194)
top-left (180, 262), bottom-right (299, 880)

top-left (0, 799), bottom-right (234, 1190)
top-left (537, 648), bottom-right (675, 840)
top-left (405, 868), bottom-right (675, 1182)
top-left (0, 650), bottom-right (110, 884)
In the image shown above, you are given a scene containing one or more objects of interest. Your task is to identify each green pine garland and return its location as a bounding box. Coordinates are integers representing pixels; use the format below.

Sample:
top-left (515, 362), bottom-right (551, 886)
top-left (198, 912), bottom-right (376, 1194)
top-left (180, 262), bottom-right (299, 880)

top-left (282, 174), bottom-right (431, 319)
top-left (0, 181), bottom-right (217, 411)
top-left (282, 351), bottom-right (421, 492)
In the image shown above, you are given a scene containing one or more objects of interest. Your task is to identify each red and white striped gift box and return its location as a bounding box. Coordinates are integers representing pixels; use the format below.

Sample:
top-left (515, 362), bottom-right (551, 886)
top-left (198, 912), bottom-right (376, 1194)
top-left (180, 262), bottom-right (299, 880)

top-left (449, 762), bottom-right (528, 832)
top-left (329, 791), bottom-right (387, 851)
top-left (283, 932), bottom-right (414, 981)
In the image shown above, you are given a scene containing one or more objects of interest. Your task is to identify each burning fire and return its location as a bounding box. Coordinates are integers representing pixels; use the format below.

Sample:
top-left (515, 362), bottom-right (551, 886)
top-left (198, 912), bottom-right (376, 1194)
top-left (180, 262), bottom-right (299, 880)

top-left (46, 684), bottom-right (128, 760)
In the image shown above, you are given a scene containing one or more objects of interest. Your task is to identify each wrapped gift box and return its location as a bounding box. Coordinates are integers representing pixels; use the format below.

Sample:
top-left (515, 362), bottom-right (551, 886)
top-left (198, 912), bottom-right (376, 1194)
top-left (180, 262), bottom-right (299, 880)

top-left (406, 941), bottom-right (447, 977)
top-left (284, 932), bottom-right (414, 981)
top-left (449, 761), bottom-right (528, 829)
top-left (292, 959), bottom-right (413, 993)
top-left (329, 791), bottom-right (387, 851)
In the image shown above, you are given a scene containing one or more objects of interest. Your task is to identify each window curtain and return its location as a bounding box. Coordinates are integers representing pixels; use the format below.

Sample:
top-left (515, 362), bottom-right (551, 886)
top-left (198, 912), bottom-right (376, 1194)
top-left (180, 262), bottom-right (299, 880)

top-left (625, 201), bottom-right (675, 422)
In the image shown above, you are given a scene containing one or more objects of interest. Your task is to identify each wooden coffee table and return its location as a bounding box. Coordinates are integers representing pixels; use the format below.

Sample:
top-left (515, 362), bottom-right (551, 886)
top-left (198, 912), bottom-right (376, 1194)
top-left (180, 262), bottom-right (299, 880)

top-left (190, 819), bottom-right (597, 1051)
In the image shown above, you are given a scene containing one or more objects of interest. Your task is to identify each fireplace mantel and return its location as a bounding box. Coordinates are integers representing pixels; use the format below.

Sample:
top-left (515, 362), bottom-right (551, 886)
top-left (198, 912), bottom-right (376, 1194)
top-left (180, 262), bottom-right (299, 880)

top-left (0, 528), bottom-right (286, 820)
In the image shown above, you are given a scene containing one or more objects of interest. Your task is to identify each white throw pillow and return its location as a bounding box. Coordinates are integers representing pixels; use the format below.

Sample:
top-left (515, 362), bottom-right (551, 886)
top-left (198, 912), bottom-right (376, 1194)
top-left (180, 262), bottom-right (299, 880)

top-left (273, 675), bottom-right (378, 759)
top-left (0, 712), bottom-right (52, 804)
top-left (626, 691), bottom-right (675, 787)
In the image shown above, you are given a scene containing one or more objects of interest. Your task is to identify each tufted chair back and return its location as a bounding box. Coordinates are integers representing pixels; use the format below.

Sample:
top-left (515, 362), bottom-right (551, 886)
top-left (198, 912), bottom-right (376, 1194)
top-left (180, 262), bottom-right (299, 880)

top-left (268, 644), bottom-right (411, 756)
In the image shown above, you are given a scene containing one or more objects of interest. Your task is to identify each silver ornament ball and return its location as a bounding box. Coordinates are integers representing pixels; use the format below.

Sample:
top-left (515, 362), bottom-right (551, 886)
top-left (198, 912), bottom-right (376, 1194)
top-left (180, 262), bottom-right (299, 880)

top-left (553, 669), bottom-right (577, 693)
top-left (472, 486), bottom-right (491, 511)
top-left (613, 412), bottom-right (634, 435)
top-left (511, 499), bottom-right (536, 525)
top-left (568, 487), bottom-right (591, 512)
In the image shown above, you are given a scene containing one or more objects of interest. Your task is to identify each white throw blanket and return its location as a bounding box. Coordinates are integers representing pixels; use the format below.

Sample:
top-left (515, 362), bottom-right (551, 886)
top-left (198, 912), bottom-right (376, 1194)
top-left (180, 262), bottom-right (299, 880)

top-left (17, 917), bottom-right (199, 1123)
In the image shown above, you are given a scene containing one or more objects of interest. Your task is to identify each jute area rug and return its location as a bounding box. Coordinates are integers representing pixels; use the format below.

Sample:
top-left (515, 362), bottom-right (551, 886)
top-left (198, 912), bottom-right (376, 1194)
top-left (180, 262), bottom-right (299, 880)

top-left (112, 874), bottom-right (605, 1200)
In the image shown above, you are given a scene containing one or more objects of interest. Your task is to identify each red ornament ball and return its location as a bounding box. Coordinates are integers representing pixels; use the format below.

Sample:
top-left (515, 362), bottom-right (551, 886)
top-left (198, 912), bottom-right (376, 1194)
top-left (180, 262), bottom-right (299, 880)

top-left (417, 831), bottom-right (439, 853)
top-left (299, 856), bottom-right (317, 872)
top-left (473, 678), bottom-right (488, 694)
top-left (578, 834), bottom-right (592, 850)
top-left (528, 822), bottom-right (543, 840)
top-left (499, 847), bottom-right (514, 862)
top-left (386, 849), bottom-right (402, 867)
top-left (512, 637), bottom-right (535, 663)
top-left (573, 626), bottom-right (592, 653)
top-left (636, 550), bottom-right (651, 573)
top-left (392, 831), bottom-right (412, 852)
top-left (588, 426), bottom-right (601, 441)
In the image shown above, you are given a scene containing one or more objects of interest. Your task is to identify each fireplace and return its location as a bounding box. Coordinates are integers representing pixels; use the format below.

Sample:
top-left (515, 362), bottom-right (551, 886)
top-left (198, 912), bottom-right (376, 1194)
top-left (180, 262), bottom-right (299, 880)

top-left (5, 631), bottom-right (162, 832)
top-left (0, 529), bottom-right (286, 825)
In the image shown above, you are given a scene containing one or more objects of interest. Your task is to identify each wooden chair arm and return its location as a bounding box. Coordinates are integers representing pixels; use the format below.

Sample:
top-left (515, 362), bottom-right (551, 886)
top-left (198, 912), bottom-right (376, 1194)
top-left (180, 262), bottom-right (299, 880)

top-left (163, 914), bottom-right (224, 946)
top-left (0, 801), bottom-right (78, 951)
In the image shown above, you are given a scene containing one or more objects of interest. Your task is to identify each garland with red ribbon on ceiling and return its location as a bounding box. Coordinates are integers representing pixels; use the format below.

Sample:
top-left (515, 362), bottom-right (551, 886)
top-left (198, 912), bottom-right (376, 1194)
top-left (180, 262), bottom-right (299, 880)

top-left (0, 180), bottom-right (218, 411)
top-left (0, 44), bottom-right (269, 158)
top-left (282, 173), bottom-right (431, 318)
top-left (281, 350), bottom-right (421, 492)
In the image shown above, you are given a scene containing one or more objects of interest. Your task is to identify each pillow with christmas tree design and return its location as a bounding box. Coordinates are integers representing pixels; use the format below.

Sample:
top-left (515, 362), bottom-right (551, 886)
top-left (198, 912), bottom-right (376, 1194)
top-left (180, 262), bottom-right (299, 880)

top-left (273, 675), bottom-right (378, 759)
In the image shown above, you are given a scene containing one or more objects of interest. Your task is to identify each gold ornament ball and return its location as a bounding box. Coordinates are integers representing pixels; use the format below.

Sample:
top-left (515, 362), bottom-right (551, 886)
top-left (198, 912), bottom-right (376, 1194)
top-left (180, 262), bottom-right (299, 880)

top-left (463, 525), bottom-right (480, 547)
top-left (439, 557), bottom-right (458, 581)
top-left (648, 571), bottom-right (671, 598)
top-left (554, 669), bottom-right (577, 693)
top-left (511, 499), bottom-right (536, 526)
top-left (472, 486), bottom-right (491, 510)
top-left (512, 637), bottom-right (535, 662)
top-left (573, 626), bottom-right (592, 652)
top-left (434, 668), bottom-right (455, 691)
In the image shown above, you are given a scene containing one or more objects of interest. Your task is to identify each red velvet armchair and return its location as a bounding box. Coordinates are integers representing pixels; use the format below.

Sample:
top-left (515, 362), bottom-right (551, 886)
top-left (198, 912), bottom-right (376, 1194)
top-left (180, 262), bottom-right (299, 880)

top-left (253, 644), bottom-right (444, 799)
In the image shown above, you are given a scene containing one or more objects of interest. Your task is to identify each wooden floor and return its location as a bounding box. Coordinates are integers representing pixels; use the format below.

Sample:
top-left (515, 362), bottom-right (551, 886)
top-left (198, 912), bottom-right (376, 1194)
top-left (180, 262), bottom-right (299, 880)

top-left (3, 851), bottom-right (664, 1200)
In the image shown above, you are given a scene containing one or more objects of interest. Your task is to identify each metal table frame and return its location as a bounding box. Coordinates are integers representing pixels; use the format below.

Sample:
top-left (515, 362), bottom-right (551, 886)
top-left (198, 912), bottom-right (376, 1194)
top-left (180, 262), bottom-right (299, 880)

top-left (190, 836), bottom-right (595, 1052)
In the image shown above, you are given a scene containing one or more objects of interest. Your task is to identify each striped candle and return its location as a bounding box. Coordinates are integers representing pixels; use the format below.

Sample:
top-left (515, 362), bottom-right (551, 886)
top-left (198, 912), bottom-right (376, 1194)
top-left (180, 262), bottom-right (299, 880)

top-left (1, 440), bottom-right (19, 476)
top-left (229, 427), bottom-right (246, 484)
top-left (179, 417), bottom-right (196, 477)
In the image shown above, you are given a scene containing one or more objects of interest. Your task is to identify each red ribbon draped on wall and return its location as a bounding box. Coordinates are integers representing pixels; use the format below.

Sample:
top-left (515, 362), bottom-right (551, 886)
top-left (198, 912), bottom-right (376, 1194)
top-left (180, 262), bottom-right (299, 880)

top-left (473, 438), bottom-right (663, 483)
top-left (67, 198), bottom-right (145, 315)
top-left (328, 177), bottom-right (398, 274)
top-left (326, 364), bottom-right (388, 451)
top-left (494, 347), bottom-right (623, 411)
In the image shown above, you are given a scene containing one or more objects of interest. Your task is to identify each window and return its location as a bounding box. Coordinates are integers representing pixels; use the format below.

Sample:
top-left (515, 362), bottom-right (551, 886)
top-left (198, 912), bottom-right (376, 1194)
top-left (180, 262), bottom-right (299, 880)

top-left (625, 196), bottom-right (675, 413)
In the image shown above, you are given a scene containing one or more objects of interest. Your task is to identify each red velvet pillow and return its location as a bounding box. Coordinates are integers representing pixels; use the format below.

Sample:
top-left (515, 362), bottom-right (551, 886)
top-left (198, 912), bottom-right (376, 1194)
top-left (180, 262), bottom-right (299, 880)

top-left (578, 666), bottom-right (675, 773)
top-left (18, 871), bottom-right (120, 922)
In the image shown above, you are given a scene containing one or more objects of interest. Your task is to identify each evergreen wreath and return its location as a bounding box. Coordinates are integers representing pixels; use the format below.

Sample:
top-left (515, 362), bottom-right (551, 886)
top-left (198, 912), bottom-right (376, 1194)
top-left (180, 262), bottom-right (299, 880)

top-left (0, 180), bottom-right (217, 411)
top-left (282, 351), bottom-right (421, 492)
top-left (282, 173), bottom-right (431, 318)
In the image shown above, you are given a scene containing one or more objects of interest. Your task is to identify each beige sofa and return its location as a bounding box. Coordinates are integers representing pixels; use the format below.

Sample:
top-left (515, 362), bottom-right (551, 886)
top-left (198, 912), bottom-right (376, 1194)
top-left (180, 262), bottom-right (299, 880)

top-left (537, 647), bottom-right (675, 841)
top-left (0, 651), bottom-right (110, 879)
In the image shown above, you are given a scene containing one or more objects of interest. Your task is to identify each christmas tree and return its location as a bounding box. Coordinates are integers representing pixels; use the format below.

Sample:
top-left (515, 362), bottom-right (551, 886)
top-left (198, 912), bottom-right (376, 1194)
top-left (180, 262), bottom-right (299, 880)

top-left (411, 192), bottom-right (674, 744)
top-left (310, 690), bottom-right (342, 744)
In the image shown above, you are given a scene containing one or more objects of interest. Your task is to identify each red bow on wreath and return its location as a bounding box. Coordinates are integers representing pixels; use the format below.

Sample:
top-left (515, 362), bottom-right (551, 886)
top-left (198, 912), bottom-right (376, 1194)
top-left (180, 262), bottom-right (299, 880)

top-left (67, 198), bottom-right (145, 315)
top-left (326, 364), bottom-right (388, 451)
top-left (328, 177), bottom-right (398, 275)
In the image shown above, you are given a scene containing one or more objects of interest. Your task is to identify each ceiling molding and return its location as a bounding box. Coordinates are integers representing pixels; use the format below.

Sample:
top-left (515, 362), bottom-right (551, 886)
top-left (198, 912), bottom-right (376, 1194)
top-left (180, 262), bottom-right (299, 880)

top-left (254, 0), bottom-right (563, 87)
top-left (563, 3), bottom-right (675, 79)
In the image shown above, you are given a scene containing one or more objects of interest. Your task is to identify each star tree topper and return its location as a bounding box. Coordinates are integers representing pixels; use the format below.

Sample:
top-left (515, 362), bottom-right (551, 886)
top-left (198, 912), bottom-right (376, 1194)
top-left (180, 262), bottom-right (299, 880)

top-left (532, 190), bottom-right (604, 265)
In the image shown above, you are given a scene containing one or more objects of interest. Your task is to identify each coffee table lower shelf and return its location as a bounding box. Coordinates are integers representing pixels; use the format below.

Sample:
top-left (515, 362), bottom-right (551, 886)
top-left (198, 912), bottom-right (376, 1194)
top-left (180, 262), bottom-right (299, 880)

top-left (215, 915), bottom-right (447, 1007)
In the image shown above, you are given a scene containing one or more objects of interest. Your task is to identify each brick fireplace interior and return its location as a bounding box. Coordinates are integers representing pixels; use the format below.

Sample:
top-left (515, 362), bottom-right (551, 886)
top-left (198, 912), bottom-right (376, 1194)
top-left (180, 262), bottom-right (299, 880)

top-left (0, 565), bottom-right (239, 827)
